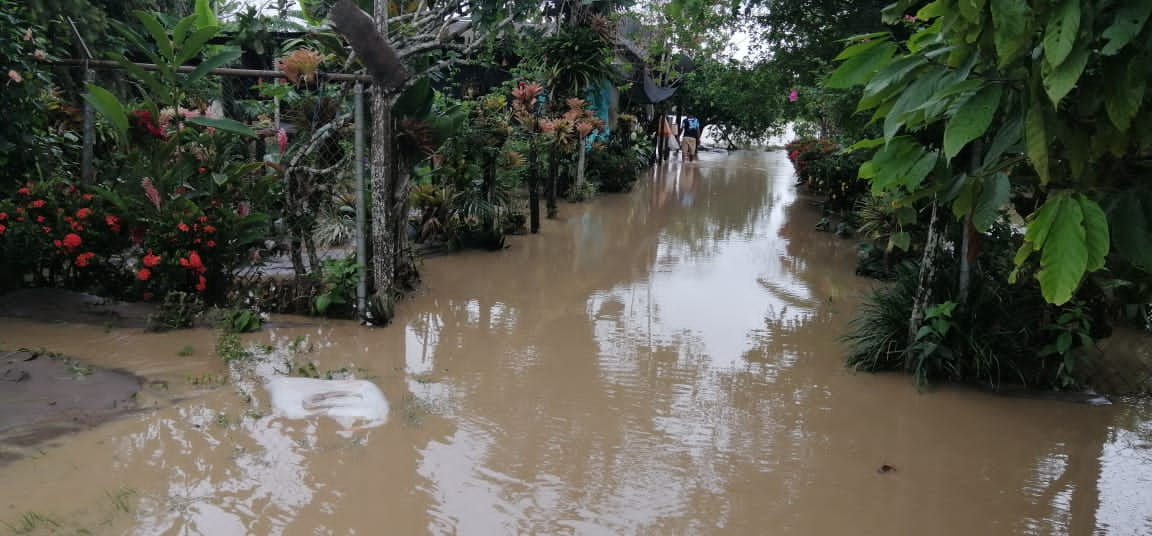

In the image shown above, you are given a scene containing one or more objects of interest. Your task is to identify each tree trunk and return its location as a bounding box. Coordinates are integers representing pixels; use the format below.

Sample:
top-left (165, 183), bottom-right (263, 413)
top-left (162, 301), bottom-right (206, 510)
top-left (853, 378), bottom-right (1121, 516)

top-left (547, 146), bottom-right (559, 218)
top-left (574, 133), bottom-right (586, 198)
top-left (370, 88), bottom-right (395, 296)
top-left (528, 142), bottom-right (541, 233)
top-left (905, 197), bottom-right (941, 371)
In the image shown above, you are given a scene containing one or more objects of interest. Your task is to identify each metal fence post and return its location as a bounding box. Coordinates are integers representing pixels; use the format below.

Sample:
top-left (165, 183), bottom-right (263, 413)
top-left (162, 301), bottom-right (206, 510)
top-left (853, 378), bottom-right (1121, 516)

top-left (354, 82), bottom-right (369, 322)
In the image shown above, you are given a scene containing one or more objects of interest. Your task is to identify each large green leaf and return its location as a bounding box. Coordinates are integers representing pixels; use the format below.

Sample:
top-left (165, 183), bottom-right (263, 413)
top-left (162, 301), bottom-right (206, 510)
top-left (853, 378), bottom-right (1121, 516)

top-left (194, 0), bottom-right (218, 28)
top-left (177, 25), bottom-right (222, 66)
top-left (1036, 195), bottom-right (1087, 305)
top-left (1041, 44), bottom-right (1090, 106)
top-left (82, 85), bottom-right (128, 139)
top-left (1108, 193), bottom-right (1152, 270)
top-left (834, 37), bottom-right (888, 61)
top-left (1025, 100), bottom-right (1051, 184)
top-left (990, 0), bottom-right (1032, 66)
top-left (958, 0), bottom-right (986, 22)
top-left (972, 172), bottom-right (1010, 231)
top-left (981, 116), bottom-right (1022, 169)
top-left (943, 84), bottom-right (1002, 160)
top-left (1043, 0), bottom-right (1081, 67)
top-left (186, 48), bottom-right (241, 85)
top-left (135, 10), bottom-right (173, 62)
top-left (186, 116), bottom-right (257, 138)
top-left (1100, 1), bottom-right (1152, 55)
top-left (858, 55), bottom-right (928, 111)
top-left (826, 41), bottom-right (897, 89)
top-left (1105, 58), bottom-right (1147, 131)
top-left (1024, 192), bottom-right (1064, 250)
top-left (883, 70), bottom-right (945, 141)
top-left (1077, 195), bottom-right (1110, 272)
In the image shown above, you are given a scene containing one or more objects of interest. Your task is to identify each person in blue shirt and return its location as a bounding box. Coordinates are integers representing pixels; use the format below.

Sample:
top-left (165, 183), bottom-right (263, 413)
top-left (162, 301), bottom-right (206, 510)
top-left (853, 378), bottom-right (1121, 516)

top-left (679, 115), bottom-right (701, 162)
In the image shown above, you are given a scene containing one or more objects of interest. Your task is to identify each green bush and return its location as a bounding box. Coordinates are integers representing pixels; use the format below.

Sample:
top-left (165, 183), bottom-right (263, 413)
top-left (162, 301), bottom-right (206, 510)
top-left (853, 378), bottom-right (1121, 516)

top-left (845, 221), bottom-right (1100, 390)
top-left (785, 137), bottom-right (868, 212)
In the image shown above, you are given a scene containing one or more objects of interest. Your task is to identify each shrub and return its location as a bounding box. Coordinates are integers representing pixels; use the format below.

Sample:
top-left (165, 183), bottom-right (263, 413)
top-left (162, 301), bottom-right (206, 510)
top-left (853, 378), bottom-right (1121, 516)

top-left (785, 137), bottom-right (868, 212)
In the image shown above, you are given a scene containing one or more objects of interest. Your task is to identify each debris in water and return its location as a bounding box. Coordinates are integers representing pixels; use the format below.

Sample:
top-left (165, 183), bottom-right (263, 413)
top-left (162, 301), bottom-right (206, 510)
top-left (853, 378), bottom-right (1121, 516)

top-left (877, 464), bottom-right (896, 474)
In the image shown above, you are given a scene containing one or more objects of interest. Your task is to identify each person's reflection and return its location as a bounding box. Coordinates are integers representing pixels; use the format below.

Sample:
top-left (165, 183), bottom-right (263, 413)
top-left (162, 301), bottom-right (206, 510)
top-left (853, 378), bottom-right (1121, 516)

top-left (678, 163), bottom-right (697, 208)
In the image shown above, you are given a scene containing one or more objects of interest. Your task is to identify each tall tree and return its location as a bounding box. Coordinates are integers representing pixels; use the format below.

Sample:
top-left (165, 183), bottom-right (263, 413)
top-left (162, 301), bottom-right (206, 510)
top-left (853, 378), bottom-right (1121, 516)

top-left (328, 0), bottom-right (513, 318)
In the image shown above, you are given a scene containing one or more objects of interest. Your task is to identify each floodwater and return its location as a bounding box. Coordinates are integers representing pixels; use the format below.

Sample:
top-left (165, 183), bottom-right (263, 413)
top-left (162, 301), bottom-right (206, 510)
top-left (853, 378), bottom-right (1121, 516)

top-left (2, 150), bottom-right (1151, 535)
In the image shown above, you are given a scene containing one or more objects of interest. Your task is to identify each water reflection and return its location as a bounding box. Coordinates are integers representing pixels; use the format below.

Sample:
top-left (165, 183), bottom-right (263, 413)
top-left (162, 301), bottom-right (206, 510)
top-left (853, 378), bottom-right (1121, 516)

top-left (1, 152), bottom-right (1151, 534)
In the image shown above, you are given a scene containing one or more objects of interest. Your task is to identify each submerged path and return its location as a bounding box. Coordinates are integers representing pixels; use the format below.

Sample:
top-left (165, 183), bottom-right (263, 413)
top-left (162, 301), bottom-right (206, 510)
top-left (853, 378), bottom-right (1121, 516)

top-left (0, 151), bottom-right (1150, 534)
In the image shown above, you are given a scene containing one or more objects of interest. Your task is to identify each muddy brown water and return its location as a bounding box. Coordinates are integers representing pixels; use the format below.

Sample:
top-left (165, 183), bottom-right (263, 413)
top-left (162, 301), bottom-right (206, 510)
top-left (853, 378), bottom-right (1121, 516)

top-left (1, 151), bottom-right (1150, 535)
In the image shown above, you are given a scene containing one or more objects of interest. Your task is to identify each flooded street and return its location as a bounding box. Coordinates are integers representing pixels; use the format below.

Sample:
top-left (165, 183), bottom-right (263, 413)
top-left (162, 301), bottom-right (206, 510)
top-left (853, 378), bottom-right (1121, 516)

top-left (2, 150), bottom-right (1151, 535)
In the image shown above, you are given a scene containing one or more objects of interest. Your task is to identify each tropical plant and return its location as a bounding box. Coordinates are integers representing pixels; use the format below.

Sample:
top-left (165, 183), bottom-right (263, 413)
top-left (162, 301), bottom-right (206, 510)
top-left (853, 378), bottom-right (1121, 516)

top-left (314, 255), bottom-right (361, 316)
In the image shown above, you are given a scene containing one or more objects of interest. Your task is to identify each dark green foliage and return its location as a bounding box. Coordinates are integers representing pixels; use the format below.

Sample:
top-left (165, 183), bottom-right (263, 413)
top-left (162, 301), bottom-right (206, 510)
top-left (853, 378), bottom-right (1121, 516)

top-left (314, 255), bottom-right (361, 317)
top-left (845, 221), bottom-right (1100, 390)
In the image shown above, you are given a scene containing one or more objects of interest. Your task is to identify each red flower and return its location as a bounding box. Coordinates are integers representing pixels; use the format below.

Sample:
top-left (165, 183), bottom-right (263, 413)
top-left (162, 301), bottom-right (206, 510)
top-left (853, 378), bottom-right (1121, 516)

top-left (36, 216), bottom-right (44, 223)
top-left (0, 224), bottom-right (5, 235)
top-left (198, 216), bottom-right (208, 223)
top-left (195, 275), bottom-right (207, 293)
top-left (17, 187), bottom-right (30, 195)
top-left (206, 240), bottom-right (216, 248)
top-left (198, 167), bottom-right (206, 174)
top-left (202, 225), bottom-right (216, 233)
top-left (143, 250), bottom-right (161, 267)
top-left (75, 252), bottom-right (96, 267)
top-left (42, 226), bottom-right (51, 234)
top-left (131, 109), bottom-right (165, 138)
top-left (130, 226), bottom-right (146, 244)
top-left (180, 251), bottom-right (207, 274)
top-left (76, 207), bottom-right (92, 219)
top-left (70, 221), bottom-right (83, 231)
top-left (142, 291), bottom-right (154, 300)
top-left (53, 239), bottom-right (62, 248)
top-left (0, 212), bottom-right (7, 220)
top-left (193, 238), bottom-right (201, 244)
top-left (177, 222), bottom-right (189, 232)
top-left (62, 233), bottom-right (82, 250)
top-left (106, 214), bottom-right (121, 233)
top-left (137, 268), bottom-right (151, 281)
top-left (82, 193), bottom-right (93, 201)
top-left (31, 199), bottom-right (45, 208)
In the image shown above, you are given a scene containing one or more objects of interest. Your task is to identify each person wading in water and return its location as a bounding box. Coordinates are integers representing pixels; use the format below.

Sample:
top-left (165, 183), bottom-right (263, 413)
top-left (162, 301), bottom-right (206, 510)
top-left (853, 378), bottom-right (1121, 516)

top-left (679, 114), bottom-right (701, 162)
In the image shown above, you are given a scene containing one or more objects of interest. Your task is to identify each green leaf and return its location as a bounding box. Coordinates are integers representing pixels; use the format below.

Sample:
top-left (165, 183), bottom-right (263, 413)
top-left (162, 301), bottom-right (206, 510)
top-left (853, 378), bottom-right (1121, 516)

top-left (973, 172), bottom-right (1010, 231)
top-left (1043, 0), bottom-right (1081, 67)
top-left (981, 117), bottom-right (1022, 169)
top-left (135, 10), bottom-right (173, 62)
top-left (847, 138), bottom-right (885, 151)
top-left (858, 55), bottom-right (928, 111)
top-left (917, 1), bottom-right (947, 20)
top-left (943, 84), bottom-right (1002, 160)
top-left (890, 231), bottom-right (912, 252)
top-left (186, 48), bottom-right (241, 85)
top-left (1100, 1), bottom-right (1152, 55)
top-left (1025, 193), bottom-right (1066, 250)
top-left (195, 0), bottom-right (218, 28)
top-left (1036, 196), bottom-right (1087, 305)
top-left (826, 41), bottom-right (897, 89)
top-left (1056, 331), bottom-right (1072, 354)
top-left (315, 293), bottom-right (332, 314)
top-left (990, 0), bottom-right (1032, 66)
top-left (1107, 193), bottom-right (1152, 270)
top-left (171, 14), bottom-right (196, 47)
top-left (1077, 195), bottom-right (1110, 272)
top-left (110, 52), bottom-right (170, 100)
top-left (958, 0), bottom-right (986, 22)
top-left (186, 116), bottom-right (257, 138)
top-left (1042, 44), bottom-right (1090, 106)
top-left (834, 37), bottom-right (887, 61)
top-left (177, 26), bottom-right (221, 66)
top-left (883, 70), bottom-right (945, 141)
top-left (1105, 58), bottom-right (1147, 132)
top-left (82, 85), bottom-right (128, 140)
top-left (1025, 100), bottom-right (1051, 184)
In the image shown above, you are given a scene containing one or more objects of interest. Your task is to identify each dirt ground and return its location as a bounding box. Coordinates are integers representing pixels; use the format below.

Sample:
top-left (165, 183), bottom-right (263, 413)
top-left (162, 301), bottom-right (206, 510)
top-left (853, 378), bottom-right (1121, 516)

top-left (0, 289), bottom-right (155, 465)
